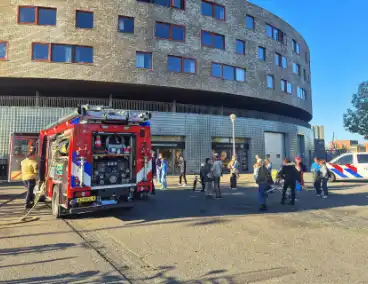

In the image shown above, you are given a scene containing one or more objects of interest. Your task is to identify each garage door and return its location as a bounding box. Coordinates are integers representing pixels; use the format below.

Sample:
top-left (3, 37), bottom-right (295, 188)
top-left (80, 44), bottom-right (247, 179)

top-left (264, 132), bottom-right (285, 170)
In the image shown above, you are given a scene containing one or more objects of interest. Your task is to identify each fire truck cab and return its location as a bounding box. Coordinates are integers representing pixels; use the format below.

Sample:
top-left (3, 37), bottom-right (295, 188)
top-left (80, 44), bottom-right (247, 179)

top-left (9, 105), bottom-right (153, 217)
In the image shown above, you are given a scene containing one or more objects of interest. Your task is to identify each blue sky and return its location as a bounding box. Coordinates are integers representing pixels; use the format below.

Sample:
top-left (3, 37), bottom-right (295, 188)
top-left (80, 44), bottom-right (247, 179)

top-left (250, 0), bottom-right (368, 143)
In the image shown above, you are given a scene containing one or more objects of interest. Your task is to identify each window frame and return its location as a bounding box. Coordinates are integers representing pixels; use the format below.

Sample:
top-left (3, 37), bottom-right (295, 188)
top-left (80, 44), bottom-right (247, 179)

top-left (245, 15), bottom-right (255, 31)
top-left (155, 22), bottom-right (186, 42)
top-left (118, 16), bottom-right (135, 34)
top-left (281, 79), bottom-right (292, 94)
top-left (337, 154), bottom-right (353, 165)
top-left (31, 42), bottom-right (93, 64)
top-left (136, 0), bottom-right (185, 10)
top-left (18, 6), bottom-right (57, 26)
top-left (266, 23), bottom-right (285, 43)
top-left (167, 55), bottom-right (196, 74)
top-left (292, 39), bottom-right (301, 54)
top-left (275, 53), bottom-right (287, 69)
top-left (297, 87), bottom-right (307, 100)
top-left (236, 39), bottom-right (245, 55)
top-left (31, 42), bottom-right (51, 62)
top-left (357, 154), bottom-right (368, 164)
top-left (75, 10), bottom-right (94, 29)
top-left (293, 62), bottom-right (300, 76)
top-left (211, 62), bottom-right (246, 82)
top-left (201, 0), bottom-right (226, 21)
top-left (201, 30), bottom-right (225, 50)
top-left (258, 46), bottom-right (266, 61)
top-left (267, 75), bottom-right (274, 89)
top-left (0, 41), bottom-right (8, 61)
top-left (136, 51), bottom-right (153, 69)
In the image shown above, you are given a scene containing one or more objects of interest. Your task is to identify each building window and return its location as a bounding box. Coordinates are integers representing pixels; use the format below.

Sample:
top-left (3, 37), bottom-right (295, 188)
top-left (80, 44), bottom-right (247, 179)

top-left (267, 75), bottom-right (274, 89)
top-left (168, 55), bottom-right (196, 73)
top-left (32, 43), bottom-right (93, 63)
top-left (0, 41), bottom-right (8, 60)
top-left (76, 11), bottom-right (93, 29)
top-left (305, 51), bottom-right (309, 63)
top-left (245, 15), bottom-right (255, 30)
top-left (136, 52), bottom-right (152, 69)
top-left (297, 87), bottom-right (307, 100)
top-left (281, 79), bottom-right (292, 94)
top-left (211, 63), bottom-right (246, 82)
top-left (137, 0), bottom-right (184, 9)
top-left (266, 24), bottom-right (285, 43)
top-left (236, 39), bottom-right (245, 55)
top-left (292, 39), bottom-right (300, 54)
top-left (201, 1), bottom-right (225, 20)
top-left (275, 53), bottom-right (287, 69)
top-left (201, 30), bottom-right (225, 49)
top-left (118, 16), bottom-right (134, 33)
top-left (303, 68), bottom-right (307, 81)
top-left (155, 22), bottom-right (185, 41)
top-left (52, 44), bottom-right (93, 63)
top-left (293, 63), bottom-right (300, 75)
top-left (32, 43), bottom-right (49, 61)
top-left (258, 46), bottom-right (266, 61)
top-left (18, 6), bottom-right (57, 25)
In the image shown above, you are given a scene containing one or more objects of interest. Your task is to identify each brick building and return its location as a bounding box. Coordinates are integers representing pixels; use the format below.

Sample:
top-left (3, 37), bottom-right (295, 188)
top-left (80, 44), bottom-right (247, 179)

top-left (0, 0), bottom-right (313, 173)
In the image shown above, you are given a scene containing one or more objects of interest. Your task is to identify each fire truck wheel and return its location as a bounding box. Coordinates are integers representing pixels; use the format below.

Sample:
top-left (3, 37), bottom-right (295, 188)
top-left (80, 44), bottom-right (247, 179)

top-left (52, 187), bottom-right (62, 218)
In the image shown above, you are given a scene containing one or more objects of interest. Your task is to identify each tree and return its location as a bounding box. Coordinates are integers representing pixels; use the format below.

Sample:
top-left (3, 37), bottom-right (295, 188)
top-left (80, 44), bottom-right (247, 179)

top-left (343, 82), bottom-right (368, 139)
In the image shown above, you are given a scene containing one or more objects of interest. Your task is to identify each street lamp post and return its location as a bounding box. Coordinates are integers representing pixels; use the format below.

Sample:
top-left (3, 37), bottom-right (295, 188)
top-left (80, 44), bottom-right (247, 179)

top-left (230, 114), bottom-right (236, 157)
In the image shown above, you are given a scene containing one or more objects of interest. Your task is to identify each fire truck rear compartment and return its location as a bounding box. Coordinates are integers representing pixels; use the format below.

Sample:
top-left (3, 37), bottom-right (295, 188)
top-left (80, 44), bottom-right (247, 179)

top-left (91, 133), bottom-right (135, 203)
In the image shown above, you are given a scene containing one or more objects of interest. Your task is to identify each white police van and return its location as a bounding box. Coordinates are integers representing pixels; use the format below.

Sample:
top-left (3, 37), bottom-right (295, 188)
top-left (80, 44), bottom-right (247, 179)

top-left (327, 152), bottom-right (368, 181)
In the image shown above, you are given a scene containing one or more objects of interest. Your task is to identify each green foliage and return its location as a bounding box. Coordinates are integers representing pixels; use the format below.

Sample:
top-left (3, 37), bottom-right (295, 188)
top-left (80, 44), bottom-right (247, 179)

top-left (343, 82), bottom-right (368, 139)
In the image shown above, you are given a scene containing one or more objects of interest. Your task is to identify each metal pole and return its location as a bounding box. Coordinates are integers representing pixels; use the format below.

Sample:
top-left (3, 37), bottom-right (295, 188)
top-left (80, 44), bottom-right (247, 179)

top-left (232, 120), bottom-right (235, 156)
top-left (230, 114), bottom-right (236, 157)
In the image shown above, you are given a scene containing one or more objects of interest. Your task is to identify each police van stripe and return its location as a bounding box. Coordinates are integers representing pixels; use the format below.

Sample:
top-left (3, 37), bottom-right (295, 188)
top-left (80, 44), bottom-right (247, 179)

top-left (344, 169), bottom-right (363, 178)
top-left (330, 168), bottom-right (348, 178)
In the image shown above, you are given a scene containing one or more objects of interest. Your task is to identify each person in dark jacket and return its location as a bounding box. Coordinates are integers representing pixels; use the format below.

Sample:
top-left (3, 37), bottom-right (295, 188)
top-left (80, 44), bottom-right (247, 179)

top-left (202, 158), bottom-right (214, 198)
top-left (278, 158), bottom-right (300, 206)
top-left (178, 155), bottom-right (187, 186)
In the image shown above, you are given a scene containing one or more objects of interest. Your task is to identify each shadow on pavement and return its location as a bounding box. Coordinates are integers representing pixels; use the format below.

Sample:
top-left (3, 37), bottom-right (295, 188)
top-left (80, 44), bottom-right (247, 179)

top-left (0, 243), bottom-right (77, 256)
top-left (0, 256), bottom-right (75, 269)
top-left (128, 265), bottom-right (295, 283)
top-left (0, 270), bottom-right (124, 284)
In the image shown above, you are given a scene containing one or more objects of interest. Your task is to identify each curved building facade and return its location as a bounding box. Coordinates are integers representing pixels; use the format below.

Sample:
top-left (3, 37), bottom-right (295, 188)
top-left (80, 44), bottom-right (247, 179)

top-left (0, 0), bottom-right (313, 173)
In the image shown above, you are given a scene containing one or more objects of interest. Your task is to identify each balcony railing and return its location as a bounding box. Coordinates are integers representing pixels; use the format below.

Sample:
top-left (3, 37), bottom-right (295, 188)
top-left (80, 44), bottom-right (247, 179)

top-left (0, 95), bottom-right (310, 127)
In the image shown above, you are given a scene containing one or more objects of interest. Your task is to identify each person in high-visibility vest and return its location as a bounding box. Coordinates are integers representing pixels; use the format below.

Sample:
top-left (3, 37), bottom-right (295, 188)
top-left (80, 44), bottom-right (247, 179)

top-left (21, 150), bottom-right (38, 209)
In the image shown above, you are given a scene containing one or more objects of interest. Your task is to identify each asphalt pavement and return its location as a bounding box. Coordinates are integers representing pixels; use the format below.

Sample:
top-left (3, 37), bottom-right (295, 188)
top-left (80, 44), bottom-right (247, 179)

top-left (0, 175), bottom-right (368, 284)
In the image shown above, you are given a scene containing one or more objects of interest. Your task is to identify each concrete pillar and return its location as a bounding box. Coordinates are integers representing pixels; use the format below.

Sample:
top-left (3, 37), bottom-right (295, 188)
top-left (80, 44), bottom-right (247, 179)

top-left (109, 94), bottom-right (113, 107)
top-left (171, 100), bottom-right (176, 112)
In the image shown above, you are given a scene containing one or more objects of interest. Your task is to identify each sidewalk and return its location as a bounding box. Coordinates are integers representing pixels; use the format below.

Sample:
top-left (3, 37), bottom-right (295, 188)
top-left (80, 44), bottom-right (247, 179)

top-left (0, 186), bottom-right (126, 284)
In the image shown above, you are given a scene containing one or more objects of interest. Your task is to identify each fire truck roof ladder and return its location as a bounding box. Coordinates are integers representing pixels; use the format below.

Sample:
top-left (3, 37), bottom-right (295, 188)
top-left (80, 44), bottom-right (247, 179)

top-left (45, 105), bottom-right (152, 129)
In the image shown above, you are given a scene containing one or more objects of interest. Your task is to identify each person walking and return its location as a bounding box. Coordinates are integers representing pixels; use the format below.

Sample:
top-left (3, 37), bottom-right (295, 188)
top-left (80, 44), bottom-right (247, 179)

top-left (255, 160), bottom-right (269, 211)
top-left (160, 158), bottom-right (168, 190)
top-left (311, 157), bottom-right (322, 196)
top-left (199, 161), bottom-right (207, 192)
top-left (295, 156), bottom-right (307, 189)
top-left (319, 160), bottom-right (329, 198)
top-left (21, 151), bottom-right (38, 209)
top-left (228, 155), bottom-right (240, 190)
top-left (203, 158), bottom-right (214, 198)
top-left (156, 153), bottom-right (162, 185)
top-left (178, 156), bottom-right (187, 186)
top-left (211, 153), bottom-right (223, 199)
top-left (278, 158), bottom-right (300, 206)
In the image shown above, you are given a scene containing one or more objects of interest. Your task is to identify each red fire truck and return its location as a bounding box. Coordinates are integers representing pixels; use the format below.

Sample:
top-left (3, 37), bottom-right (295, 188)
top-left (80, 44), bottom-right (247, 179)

top-left (8, 105), bottom-right (153, 217)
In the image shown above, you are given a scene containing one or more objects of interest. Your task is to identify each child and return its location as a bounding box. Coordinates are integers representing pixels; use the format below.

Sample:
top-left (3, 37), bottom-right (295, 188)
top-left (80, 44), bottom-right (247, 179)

top-left (319, 160), bottom-right (329, 198)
